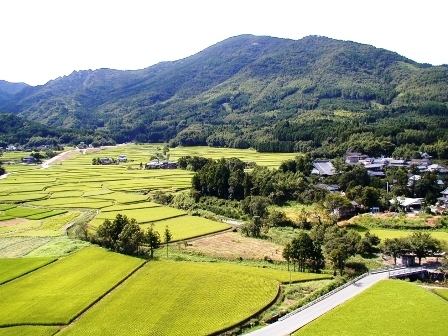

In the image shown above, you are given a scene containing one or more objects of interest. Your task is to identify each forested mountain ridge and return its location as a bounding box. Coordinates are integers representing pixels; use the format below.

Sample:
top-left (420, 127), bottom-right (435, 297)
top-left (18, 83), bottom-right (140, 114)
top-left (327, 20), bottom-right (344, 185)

top-left (1, 35), bottom-right (448, 156)
top-left (0, 80), bottom-right (30, 105)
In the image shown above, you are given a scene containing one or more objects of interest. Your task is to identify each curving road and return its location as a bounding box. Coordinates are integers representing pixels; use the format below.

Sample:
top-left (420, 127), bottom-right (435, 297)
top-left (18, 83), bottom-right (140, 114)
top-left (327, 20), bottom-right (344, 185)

top-left (245, 269), bottom-right (414, 336)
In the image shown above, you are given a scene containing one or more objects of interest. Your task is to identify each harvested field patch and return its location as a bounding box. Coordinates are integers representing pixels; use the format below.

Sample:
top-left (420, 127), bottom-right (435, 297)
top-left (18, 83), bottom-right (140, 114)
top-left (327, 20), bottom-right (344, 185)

top-left (0, 237), bottom-right (52, 258)
top-left (186, 231), bottom-right (285, 261)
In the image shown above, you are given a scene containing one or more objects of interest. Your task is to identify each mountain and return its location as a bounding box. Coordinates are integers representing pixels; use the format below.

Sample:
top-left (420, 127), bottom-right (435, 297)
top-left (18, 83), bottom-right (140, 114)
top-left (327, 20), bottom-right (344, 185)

top-left (0, 80), bottom-right (30, 104)
top-left (1, 35), bottom-right (448, 156)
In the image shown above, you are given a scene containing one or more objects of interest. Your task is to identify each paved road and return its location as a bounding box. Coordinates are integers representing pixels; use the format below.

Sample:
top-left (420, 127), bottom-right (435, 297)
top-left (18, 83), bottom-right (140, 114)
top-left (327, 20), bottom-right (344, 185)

top-left (245, 271), bottom-right (391, 336)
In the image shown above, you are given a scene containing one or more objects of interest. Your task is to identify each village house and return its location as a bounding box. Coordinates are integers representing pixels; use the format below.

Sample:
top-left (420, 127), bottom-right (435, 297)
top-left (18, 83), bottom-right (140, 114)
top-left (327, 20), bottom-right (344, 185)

top-left (311, 160), bottom-right (336, 176)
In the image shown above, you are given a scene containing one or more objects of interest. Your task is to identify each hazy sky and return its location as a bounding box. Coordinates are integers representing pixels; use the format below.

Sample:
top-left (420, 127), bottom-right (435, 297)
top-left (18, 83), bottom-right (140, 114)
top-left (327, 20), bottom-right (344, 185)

top-left (1, 0), bottom-right (446, 86)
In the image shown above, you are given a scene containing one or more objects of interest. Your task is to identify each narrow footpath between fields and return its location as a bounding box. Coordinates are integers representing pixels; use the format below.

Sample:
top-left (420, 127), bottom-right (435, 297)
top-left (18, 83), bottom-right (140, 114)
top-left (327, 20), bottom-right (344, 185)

top-left (245, 271), bottom-right (390, 336)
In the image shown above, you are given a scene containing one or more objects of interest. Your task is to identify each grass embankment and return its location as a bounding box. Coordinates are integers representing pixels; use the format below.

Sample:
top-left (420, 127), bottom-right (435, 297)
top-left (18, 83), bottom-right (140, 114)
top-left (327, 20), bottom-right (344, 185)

top-left (0, 246), bottom-right (144, 326)
top-left (294, 280), bottom-right (448, 336)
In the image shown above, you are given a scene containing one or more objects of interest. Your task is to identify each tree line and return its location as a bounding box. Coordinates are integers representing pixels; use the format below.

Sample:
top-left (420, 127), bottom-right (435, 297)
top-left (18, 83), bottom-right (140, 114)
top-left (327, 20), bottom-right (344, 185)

top-left (86, 214), bottom-right (172, 258)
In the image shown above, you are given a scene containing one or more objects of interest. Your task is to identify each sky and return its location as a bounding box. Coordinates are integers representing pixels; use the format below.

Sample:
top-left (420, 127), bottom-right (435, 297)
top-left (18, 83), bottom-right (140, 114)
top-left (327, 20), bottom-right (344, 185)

top-left (1, 0), bottom-right (446, 86)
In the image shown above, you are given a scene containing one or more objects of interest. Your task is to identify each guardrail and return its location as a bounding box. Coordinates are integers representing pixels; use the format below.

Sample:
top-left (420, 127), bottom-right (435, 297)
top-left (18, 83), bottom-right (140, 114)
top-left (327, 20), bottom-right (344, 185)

top-left (278, 273), bottom-right (368, 322)
top-left (388, 266), bottom-right (427, 277)
top-left (369, 265), bottom-right (406, 274)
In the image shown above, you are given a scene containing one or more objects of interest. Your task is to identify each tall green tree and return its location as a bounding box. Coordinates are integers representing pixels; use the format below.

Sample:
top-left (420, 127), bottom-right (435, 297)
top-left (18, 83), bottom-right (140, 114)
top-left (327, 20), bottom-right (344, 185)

top-left (145, 223), bottom-right (161, 258)
top-left (382, 237), bottom-right (407, 265)
top-left (164, 225), bottom-right (172, 258)
top-left (329, 244), bottom-right (349, 276)
top-left (290, 231), bottom-right (314, 272)
top-left (408, 232), bottom-right (440, 265)
top-left (117, 219), bottom-right (144, 255)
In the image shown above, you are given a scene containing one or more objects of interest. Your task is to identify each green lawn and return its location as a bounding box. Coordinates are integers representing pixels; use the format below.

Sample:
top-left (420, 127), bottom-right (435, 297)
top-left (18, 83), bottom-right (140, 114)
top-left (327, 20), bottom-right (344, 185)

top-left (294, 280), bottom-right (448, 336)
top-left (0, 257), bottom-right (55, 284)
top-left (0, 246), bottom-right (144, 326)
top-left (59, 260), bottom-right (281, 336)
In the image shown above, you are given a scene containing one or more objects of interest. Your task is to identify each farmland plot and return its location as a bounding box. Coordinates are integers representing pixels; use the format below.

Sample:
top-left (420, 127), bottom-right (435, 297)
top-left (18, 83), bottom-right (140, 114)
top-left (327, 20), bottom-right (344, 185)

top-left (140, 216), bottom-right (231, 241)
top-left (59, 260), bottom-right (280, 336)
top-left (0, 237), bottom-right (52, 258)
top-left (0, 326), bottom-right (59, 336)
top-left (92, 207), bottom-right (187, 227)
top-left (294, 280), bottom-right (448, 335)
top-left (0, 257), bottom-right (55, 284)
top-left (0, 247), bottom-right (144, 326)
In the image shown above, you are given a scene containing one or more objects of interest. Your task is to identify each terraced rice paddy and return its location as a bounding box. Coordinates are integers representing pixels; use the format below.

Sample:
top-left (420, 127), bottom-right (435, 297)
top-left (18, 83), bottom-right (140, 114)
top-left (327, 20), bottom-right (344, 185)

top-left (0, 247), bottom-right (144, 326)
top-left (367, 229), bottom-right (448, 244)
top-left (59, 260), bottom-right (281, 336)
top-left (294, 280), bottom-right (448, 335)
top-left (0, 257), bottom-right (56, 284)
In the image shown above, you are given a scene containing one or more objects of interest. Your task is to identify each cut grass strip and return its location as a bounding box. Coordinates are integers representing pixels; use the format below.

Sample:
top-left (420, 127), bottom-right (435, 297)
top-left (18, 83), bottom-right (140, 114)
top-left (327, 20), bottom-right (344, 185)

top-left (0, 246), bottom-right (145, 326)
top-left (0, 257), bottom-right (56, 285)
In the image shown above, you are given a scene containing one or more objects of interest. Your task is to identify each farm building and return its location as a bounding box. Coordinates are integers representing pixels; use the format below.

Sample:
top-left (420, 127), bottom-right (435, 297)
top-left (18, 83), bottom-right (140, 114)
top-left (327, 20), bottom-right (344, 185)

top-left (117, 155), bottom-right (127, 162)
top-left (312, 160), bottom-right (336, 176)
top-left (22, 156), bottom-right (36, 164)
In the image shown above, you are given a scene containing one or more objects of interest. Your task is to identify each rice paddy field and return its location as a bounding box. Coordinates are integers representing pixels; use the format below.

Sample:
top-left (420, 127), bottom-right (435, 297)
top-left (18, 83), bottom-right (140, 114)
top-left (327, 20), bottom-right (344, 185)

top-left (59, 260), bottom-right (321, 336)
top-left (0, 247), bottom-right (331, 336)
top-left (0, 257), bottom-right (56, 284)
top-left (0, 247), bottom-right (144, 326)
top-left (367, 229), bottom-right (448, 244)
top-left (294, 279), bottom-right (448, 336)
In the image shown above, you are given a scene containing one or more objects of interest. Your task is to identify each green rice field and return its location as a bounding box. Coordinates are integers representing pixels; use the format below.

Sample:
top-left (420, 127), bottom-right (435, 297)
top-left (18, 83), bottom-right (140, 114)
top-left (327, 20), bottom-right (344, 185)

top-left (140, 216), bottom-right (231, 241)
top-left (433, 288), bottom-right (448, 301)
top-left (367, 229), bottom-right (448, 244)
top-left (294, 280), bottom-right (448, 336)
top-left (59, 260), bottom-right (281, 336)
top-left (0, 257), bottom-right (55, 284)
top-left (0, 247), bottom-right (144, 326)
top-left (0, 326), bottom-right (59, 336)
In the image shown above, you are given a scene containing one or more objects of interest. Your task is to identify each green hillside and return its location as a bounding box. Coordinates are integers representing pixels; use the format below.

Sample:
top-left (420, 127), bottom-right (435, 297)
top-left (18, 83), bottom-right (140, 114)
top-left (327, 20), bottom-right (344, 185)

top-left (1, 35), bottom-right (448, 156)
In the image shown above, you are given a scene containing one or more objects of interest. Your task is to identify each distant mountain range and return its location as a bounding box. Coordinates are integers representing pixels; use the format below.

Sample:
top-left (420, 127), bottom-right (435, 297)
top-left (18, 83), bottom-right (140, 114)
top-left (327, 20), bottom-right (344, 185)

top-left (1, 35), bottom-right (447, 155)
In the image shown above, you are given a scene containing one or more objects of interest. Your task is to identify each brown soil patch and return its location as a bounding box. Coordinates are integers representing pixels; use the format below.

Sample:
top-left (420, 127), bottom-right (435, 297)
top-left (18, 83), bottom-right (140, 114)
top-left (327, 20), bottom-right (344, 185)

top-left (185, 231), bottom-right (284, 261)
top-left (0, 218), bottom-right (28, 227)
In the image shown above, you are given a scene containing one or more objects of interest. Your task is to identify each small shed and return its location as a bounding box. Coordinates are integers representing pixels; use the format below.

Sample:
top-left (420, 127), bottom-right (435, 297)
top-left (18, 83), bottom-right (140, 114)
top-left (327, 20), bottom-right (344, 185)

top-left (401, 254), bottom-right (416, 267)
top-left (22, 156), bottom-right (36, 164)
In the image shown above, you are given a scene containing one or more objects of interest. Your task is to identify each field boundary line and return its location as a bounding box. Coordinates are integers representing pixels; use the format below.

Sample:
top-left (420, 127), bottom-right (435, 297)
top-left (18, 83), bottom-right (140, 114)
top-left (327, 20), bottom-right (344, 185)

top-left (58, 257), bottom-right (148, 331)
top-left (210, 280), bottom-right (282, 336)
top-left (0, 258), bottom-right (58, 286)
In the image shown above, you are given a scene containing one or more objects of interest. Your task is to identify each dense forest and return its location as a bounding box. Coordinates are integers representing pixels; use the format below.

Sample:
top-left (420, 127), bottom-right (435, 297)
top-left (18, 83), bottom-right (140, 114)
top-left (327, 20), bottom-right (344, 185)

top-left (0, 35), bottom-right (447, 155)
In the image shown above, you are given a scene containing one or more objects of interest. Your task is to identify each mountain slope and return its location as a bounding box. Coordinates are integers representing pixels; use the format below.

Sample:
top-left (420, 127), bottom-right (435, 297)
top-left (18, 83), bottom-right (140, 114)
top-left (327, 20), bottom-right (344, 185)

top-left (1, 35), bottom-right (447, 155)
